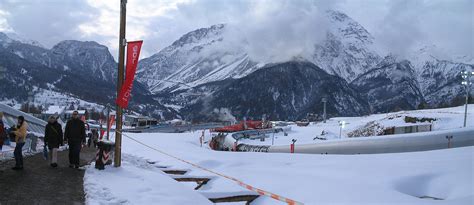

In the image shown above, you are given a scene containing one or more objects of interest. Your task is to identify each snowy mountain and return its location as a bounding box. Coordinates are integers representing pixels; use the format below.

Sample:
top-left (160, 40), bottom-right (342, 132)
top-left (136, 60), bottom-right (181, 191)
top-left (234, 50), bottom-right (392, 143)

top-left (1, 33), bottom-right (117, 83)
top-left (137, 11), bottom-right (382, 93)
top-left (50, 40), bottom-right (117, 82)
top-left (136, 10), bottom-right (472, 120)
top-left (0, 32), bottom-right (177, 119)
top-left (408, 46), bottom-right (473, 106)
top-left (179, 61), bottom-right (370, 121)
top-left (1, 8), bottom-right (472, 121)
top-left (137, 24), bottom-right (258, 93)
top-left (351, 56), bottom-right (425, 112)
top-left (311, 10), bottom-right (381, 81)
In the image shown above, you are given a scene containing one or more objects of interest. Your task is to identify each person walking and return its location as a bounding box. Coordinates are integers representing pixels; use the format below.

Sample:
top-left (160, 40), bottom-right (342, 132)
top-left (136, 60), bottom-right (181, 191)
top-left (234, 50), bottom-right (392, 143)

top-left (44, 115), bottom-right (63, 167)
top-left (64, 111), bottom-right (86, 169)
top-left (91, 129), bottom-right (99, 148)
top-left (12, 116), bottom-right (28, 170)
top-left (0, 112), bottom-right (5, 151)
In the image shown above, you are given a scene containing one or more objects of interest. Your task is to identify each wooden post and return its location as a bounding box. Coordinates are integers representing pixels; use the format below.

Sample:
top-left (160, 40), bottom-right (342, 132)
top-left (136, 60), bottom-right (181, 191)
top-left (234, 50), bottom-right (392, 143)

top-left (114, 0), bottom-right (127, 167)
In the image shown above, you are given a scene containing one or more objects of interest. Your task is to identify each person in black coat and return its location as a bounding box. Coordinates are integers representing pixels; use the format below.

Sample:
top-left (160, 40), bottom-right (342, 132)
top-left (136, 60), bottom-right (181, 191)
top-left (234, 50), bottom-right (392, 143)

top-left (44, 115), bottom-right (63, 167)
top-left (64, 111), bottom-right (86, 169)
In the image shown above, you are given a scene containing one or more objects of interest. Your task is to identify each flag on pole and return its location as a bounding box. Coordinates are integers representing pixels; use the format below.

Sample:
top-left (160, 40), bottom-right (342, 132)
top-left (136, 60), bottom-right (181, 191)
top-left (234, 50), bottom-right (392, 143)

top-left (116, 40), bottom-right (143, 108)
top-left (107, 115), bottom-right (115, 135)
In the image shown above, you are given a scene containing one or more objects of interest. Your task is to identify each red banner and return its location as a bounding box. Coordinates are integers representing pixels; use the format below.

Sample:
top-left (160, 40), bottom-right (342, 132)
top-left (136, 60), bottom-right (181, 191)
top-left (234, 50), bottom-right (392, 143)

top-left (116, 40), bottom-right (143, 108)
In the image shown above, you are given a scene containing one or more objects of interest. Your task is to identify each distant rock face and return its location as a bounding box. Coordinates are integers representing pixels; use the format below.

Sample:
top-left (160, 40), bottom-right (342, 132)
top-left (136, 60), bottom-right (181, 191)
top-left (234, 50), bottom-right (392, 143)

top-left (50, 40), bottom-right (118, 82)
top-left (416, 58), bottom-right (473, 106)
top-left (351, 56), bottom-right (425, 113)
top-left (183, 61), bottom-right (370, 121)
top-left (0, 35), bottom-right (117, 83)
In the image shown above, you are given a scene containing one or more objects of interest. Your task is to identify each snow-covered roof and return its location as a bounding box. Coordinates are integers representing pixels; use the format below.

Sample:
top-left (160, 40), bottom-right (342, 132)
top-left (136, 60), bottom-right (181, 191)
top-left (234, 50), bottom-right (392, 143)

top-left (44, 105), bottom-right (65, 115)
top-left (64, 110), bottom-right (86, 114)
top-left (125, 114), bottom-right (143, 118)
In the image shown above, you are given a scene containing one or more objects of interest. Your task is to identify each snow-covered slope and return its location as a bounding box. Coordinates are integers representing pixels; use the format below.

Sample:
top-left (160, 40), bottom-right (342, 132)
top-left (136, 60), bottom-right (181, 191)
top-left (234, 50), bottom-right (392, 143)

top-left (352, 56), bottom-right (425, 112)
top-left (409, 46), bottom-right (473, 106)
top-left (137, 9), bottom-right (472, 117)
top-left (137, 24), bottom-right (258, 93)
top-left (311, 10), bottom-right (381, 81)
top-left (137, 10), bottom-right (382, 93)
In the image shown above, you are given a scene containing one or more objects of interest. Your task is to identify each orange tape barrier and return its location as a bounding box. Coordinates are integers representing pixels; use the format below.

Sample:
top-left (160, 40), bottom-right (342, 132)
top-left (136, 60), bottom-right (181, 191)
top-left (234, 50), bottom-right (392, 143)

top-left (119, 132), bottom-right (304, 205)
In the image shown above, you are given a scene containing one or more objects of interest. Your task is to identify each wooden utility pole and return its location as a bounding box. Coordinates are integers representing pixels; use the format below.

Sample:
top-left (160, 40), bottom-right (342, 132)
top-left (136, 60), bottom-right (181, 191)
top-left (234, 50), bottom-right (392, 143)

top-left (115, 0), bottom-right (127, 167)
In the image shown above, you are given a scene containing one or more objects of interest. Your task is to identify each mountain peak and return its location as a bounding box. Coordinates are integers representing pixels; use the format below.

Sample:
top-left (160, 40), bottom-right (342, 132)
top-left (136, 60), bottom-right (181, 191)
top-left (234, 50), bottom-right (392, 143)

top-left (0, 32), bottom-right (45, 48)
top-left (171, 24), bottom-right (225, 48)
top-left (327, 10), bottom-right (350, 22)
top-left (53, 40), bottom-right (107, 51)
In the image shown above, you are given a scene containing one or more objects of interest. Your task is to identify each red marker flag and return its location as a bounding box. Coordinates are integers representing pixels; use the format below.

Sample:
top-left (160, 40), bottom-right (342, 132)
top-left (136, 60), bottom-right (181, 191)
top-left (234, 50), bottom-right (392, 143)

top-left (116, 40), bottom-right (143, 108)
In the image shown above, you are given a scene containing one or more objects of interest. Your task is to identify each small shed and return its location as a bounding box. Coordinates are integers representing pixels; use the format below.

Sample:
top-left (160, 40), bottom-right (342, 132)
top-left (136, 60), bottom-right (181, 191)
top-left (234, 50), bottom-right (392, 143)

top-left (383, 123), bottom-right (432, 135)
top-left (124, 114), bottom-right (158, 127)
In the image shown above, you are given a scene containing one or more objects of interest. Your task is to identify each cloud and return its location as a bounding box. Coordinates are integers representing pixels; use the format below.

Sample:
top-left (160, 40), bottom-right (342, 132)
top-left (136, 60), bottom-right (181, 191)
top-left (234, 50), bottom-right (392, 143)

top-left (223, 0), bottom-right (332, 63)
top-left (0, 0), bottom-right (472, 61)
top-left (341, 0), bottom-right (473, 58)
top-left (0, 0), bottom-right (99, 48)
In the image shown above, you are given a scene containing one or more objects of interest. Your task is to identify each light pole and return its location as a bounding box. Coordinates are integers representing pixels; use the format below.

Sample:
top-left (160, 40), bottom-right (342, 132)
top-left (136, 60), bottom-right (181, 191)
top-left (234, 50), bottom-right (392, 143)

top-left (461, 71), bottom-right (474, 127)
top-left (338, 120), bottom-right (346, 138)
top-left (322, 97), bottom-right (327, 123)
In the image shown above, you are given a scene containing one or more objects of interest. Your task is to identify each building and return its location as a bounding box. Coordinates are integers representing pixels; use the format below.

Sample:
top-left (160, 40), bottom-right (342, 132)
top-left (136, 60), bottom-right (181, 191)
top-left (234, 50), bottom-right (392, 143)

top-left (39, 105), bottom-right (66, 121)
top-left (63, 109), bottom-right (88, 121)
top-left (383, 123), bottom-right (432, 135)
top-left (0, 103), bottom-right (47, 136)
top-left (124, 114), bottom-right (158, 128)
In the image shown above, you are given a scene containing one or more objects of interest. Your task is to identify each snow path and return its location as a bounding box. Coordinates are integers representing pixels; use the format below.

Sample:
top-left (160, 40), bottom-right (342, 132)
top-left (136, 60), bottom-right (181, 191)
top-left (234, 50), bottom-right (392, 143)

top-left (84, 154), bottom-right (212, 205)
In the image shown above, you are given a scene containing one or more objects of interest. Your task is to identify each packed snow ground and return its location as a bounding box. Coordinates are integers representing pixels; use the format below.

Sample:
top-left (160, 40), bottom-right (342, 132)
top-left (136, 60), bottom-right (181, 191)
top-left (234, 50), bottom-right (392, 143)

top-left (240, 105), bottom-right (474, 146)
top-left (85, 106), bottom-right (474, 205)
top-left (85, 132), bottom-right (473, 204)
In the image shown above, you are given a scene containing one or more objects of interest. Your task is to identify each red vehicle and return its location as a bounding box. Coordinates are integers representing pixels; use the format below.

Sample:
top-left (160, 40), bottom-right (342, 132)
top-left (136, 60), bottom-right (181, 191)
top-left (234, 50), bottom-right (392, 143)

top-left (211, 120), bottom-right (271, 133)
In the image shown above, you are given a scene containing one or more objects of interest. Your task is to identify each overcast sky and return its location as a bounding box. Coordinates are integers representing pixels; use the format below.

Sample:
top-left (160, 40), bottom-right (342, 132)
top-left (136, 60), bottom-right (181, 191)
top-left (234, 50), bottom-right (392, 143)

top-left (0, 0), bottom-right (472, 60)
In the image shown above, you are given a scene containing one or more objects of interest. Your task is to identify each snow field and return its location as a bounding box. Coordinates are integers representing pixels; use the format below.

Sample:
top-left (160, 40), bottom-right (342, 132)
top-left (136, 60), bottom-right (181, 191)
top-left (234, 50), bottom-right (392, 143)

top-left (84, 105), bottom-right (474, 204)
top-left (85, 130), bottom-right (473, 204)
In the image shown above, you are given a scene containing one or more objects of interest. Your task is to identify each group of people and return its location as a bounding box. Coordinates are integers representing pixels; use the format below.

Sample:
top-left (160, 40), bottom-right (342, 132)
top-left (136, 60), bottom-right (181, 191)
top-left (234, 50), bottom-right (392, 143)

top-left (0, 110), bottom-right (91, 170)
top-left (0, 112), bottom-right (28, 170)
